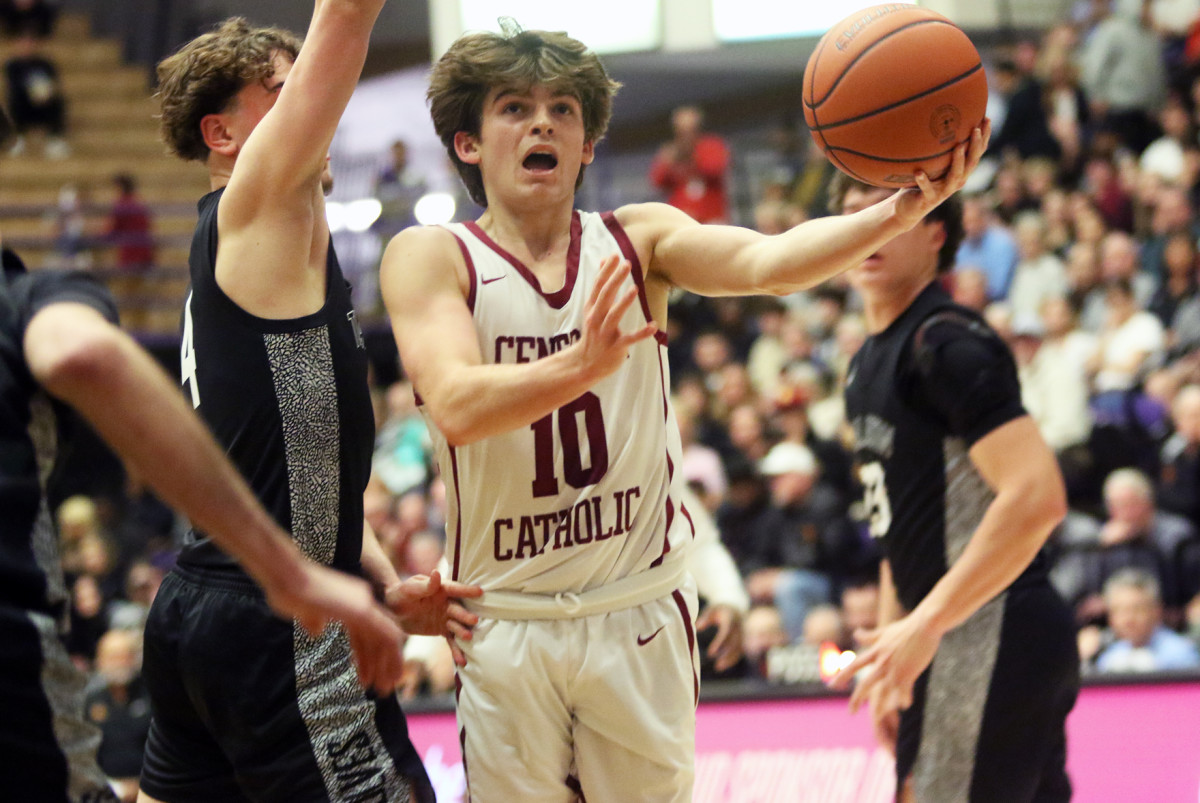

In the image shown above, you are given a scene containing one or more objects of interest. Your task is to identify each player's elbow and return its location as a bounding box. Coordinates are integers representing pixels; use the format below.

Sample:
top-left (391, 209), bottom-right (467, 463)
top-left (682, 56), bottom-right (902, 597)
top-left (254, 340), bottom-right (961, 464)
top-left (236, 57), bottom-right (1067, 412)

top-left (29, 322), bottom-right (125, 402)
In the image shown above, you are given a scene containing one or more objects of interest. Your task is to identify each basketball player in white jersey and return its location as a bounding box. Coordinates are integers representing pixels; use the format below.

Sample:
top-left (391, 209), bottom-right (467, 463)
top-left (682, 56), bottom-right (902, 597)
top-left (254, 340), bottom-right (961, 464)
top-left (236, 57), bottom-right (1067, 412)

top-left (382, 22), bottom-right (989, 802)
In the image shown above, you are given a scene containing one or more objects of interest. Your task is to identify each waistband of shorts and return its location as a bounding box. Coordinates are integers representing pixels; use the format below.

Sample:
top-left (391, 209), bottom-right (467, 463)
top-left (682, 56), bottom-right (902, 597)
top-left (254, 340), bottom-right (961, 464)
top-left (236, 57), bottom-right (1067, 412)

top-left (464, 558), bottom-right (686, 620)
top-left (170, 562), bottom-right (267, 597)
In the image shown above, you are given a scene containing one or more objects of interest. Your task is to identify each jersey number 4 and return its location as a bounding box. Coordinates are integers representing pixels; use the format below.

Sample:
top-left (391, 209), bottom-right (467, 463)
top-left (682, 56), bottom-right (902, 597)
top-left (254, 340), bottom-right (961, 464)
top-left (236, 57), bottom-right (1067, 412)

top-left (180, 292), bottom-right (200, 409)
top-left (859, 461), bottom-right (892, 538)
top-left (531, 391), bottom-right (609, 497)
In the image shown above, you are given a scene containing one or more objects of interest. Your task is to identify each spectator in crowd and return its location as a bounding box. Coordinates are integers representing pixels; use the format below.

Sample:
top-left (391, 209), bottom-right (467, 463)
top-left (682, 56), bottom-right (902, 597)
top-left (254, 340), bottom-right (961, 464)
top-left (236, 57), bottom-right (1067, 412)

top-left (741, 441), bottom-right (867, 642)
top-left (106, 559), bottom-right (163, 632)
top-left (104, 173), bottom-right (155, 272)
top-left (372, 379), bottom-right (431, 496)
top-left (1054, 467), bottom-right (1198, 623)
top-left (1095, 567), bottom-right (1200, 672)
top-left (49, 183), bottom-right (90, 269)
top-left (4, 31), bottom-right (67, 157)
top-left (1148, 229), bottom-right (1198, 328)
top-left (1157, 383), bottom-right (1200, 528)
top-left (1013, 311), bottom-right (1094, 459)
top-left (372, 138), bottom-right (427, 242)
top-left (951, 266), bottom-right (990, 312)
top-left (0, 0), bottom-right (57, 39)
top-left (1079, 0), bottom-right (1169, 155)
top-left (1009, 210), bottom-right (1070, 322)
top-left (1083, 154), bottom-right (1136, 233)
top-left (84, 628), bottom-right (151, 801)
top-left (956, 194), bottom-right (1019, 300)
top-left (1141, 183), bottom-right (1200, 284)
top-left (649, 104), bottom-right (731, 223)
top-left (800, 603), bottom-right (845, 648)
top-left (741, 604), bottom-right (790, 678)
top-left (1091, 277), bottom-right (1167, 392)
top-left (990, 56), bottom-right (1062, 161)
top-left (1139, 92), bottom-right (1194, 184)
top-left (839, 577), bottom-right (880, 648)
top-left (1063, 239), bottom-right (1109, 331)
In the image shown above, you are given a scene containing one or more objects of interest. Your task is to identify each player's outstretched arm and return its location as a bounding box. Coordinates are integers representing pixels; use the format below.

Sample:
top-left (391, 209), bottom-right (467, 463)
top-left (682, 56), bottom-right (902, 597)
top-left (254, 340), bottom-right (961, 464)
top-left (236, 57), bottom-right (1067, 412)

top-left (632, 121), bottom-right (990, 299)
top-left (381, 226), bottom-right (656, 446)
top-left (24, 302), bottom-right (406, 694)
top-left (830, 416), bottom-right (1065, 713)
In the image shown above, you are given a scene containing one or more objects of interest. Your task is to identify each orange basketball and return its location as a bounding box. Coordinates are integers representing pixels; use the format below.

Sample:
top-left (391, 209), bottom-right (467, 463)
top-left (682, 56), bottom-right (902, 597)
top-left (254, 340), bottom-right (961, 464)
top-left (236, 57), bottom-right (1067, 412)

top-left (802, 4), bottom-right (988, 189)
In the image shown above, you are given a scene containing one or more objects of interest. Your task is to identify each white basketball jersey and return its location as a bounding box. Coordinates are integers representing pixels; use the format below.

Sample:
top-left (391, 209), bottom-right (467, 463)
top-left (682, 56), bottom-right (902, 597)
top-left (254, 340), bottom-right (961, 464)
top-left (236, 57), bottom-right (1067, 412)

top-left (425, 211), bottom-right (693, 596)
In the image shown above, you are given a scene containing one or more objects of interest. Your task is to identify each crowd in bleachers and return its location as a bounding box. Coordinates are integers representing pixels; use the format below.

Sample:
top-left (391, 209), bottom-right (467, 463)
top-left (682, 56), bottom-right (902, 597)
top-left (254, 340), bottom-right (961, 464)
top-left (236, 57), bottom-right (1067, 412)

top-left (45, 0), bottom-right (1200, 787)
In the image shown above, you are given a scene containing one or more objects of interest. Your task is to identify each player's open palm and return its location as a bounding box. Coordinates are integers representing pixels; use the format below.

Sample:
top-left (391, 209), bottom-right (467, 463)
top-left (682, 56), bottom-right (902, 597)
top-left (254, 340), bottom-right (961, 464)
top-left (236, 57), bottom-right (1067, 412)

top-left (578, 254), bottom-right (657, 381)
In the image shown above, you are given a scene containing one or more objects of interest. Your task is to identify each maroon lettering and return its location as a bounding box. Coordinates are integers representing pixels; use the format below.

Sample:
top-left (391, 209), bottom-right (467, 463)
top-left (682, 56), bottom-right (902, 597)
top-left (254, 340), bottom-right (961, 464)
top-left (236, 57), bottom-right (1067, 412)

top-left (552, 507), bottom-right (573, 549)
top-left (560, 393), bottom-right (608, 489)
top-left (494, 519), bottom-right (514, 561)
top-left (573, 499), bottom-right (594, 545)
top-left (624, 486), bottom-right (640, 531)
top-left (530, 414), bottom-right (559, 497)
top-left (494, 336), bottom-right (514, 363)
top-left (515, 336), bottom-right (537, 363)
top-left (613, 489), bottom-right (626, 537)
top-left (592, 496), bottom-right (613, 541)
top-left (515, 516), bottom-right (538, 559)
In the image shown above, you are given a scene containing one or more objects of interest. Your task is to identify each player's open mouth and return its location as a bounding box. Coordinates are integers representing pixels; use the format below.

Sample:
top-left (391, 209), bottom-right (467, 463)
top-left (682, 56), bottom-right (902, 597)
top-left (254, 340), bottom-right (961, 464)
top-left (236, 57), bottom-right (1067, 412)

top-left (523, 152), bottom-right (558, 172)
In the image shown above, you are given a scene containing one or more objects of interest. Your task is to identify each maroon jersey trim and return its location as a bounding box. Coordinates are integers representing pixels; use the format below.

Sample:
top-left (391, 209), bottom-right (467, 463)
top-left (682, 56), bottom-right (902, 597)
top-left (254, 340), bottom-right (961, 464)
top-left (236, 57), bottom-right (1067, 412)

top-left (463, 212), bottom-right (582, 310)
top-left (600, 210), bottom-right (668, 347)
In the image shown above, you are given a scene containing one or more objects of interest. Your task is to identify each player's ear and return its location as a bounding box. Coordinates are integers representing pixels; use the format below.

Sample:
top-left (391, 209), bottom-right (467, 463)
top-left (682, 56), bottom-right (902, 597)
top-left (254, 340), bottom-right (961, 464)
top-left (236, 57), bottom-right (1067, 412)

top-left (200, 113), bottom-right (238, 158)
top-left (454, 131), bottom-right (481, 165)
top-left (581, 139), bottom-right (595, 166)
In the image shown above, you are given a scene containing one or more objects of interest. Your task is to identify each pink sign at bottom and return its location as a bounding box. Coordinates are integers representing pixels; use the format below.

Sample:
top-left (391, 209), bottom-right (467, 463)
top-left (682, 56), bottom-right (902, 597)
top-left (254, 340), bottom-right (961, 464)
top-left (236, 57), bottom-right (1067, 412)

top-left (406, 679), bottom-right (1200, 802)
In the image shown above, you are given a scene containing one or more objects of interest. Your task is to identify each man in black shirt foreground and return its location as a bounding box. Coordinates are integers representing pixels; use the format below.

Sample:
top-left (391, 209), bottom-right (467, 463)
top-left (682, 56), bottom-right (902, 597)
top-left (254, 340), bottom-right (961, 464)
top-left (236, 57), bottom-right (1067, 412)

top-left (830, 174), bottom-right (1079, 802)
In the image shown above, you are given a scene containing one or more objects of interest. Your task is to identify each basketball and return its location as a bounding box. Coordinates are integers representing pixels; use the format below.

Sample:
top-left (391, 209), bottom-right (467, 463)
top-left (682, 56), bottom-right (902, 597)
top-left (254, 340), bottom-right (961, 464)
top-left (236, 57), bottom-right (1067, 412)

top-left (802, 4), bottom-right (988, 189)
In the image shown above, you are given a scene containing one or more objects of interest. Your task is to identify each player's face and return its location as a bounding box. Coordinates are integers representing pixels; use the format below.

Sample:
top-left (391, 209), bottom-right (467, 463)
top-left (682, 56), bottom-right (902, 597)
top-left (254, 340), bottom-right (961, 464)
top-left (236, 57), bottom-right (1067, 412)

top-left (841, 186), bottom-right (944, 296)
top-left (223, 51), bottom-right (292, 150)
top-left (457, 84), bottom-right (594, 207)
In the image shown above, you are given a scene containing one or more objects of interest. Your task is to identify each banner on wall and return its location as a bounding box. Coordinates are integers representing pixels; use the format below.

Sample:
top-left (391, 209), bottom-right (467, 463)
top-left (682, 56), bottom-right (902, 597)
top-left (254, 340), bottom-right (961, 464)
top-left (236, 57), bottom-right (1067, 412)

top-left (406, 679), bottom-right (1200, 802)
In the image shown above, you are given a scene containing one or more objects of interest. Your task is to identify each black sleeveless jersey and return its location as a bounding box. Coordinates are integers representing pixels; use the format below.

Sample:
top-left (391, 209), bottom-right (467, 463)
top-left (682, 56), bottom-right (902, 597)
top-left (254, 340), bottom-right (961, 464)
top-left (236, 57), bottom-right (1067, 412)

top-left (177, 189), bottom-right (373, 575)
top-left (844, 282), bottom-right (1048, 612)
top-left (0, 260), bottom-right (117, 616)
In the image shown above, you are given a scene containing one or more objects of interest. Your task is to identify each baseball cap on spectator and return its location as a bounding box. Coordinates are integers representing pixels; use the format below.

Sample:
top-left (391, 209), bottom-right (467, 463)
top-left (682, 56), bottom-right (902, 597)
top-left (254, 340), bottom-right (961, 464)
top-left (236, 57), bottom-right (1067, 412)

top-left (759, 442), bottom-right (818, 476)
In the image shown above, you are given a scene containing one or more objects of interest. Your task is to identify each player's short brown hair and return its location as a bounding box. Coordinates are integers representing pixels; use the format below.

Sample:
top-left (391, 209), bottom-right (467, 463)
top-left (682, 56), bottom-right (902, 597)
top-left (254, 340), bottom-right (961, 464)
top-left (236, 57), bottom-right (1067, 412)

top-left (427, 23), bottom-right (621, 207)
top-left (156, 17), bottom-right (301, 162)
top-left (826, 171), bottom-right (964, 274)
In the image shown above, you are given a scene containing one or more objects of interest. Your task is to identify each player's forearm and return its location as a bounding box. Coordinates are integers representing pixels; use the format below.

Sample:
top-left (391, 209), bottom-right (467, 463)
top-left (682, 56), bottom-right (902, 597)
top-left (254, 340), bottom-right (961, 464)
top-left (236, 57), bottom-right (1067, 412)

top-left (911, 480), bottom-right (1064, 637)
top-left (419, 345), bottom-right (612, 446)
top-left (751, 197), bottom-right (913, 295)
top-left (877, 560), bottom-right (902, 627)
top-left (26, 306), bottom-right (309, 593)
top-left (360, 520), bottom-right (401, 591)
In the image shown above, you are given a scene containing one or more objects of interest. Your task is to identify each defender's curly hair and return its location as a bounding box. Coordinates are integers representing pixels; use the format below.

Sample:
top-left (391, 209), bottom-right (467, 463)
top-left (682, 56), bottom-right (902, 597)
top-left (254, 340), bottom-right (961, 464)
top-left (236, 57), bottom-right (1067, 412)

top-left (156, 17), bottom-right (301, 162)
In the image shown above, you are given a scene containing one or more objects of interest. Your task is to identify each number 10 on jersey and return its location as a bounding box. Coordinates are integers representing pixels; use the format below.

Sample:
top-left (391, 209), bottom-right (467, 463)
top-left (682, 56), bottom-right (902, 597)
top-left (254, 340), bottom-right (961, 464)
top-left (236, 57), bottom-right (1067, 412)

top-left (530, 391), bottom-right (609, 498)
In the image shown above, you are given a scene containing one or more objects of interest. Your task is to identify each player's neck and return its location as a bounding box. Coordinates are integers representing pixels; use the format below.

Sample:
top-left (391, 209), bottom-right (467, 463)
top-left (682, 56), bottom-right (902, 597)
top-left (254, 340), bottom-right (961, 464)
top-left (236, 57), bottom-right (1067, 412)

top-left (862, 277), bottom-right (936, 334)
top-left (477, 203), bottom-right (575, 267)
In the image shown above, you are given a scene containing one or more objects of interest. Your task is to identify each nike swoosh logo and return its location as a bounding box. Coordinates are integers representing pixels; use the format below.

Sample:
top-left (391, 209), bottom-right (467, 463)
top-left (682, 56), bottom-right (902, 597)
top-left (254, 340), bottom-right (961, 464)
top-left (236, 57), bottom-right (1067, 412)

top-left (637, 626), bottom-right (665, 646)
top-left (481, 275), bottom-right (505, 284)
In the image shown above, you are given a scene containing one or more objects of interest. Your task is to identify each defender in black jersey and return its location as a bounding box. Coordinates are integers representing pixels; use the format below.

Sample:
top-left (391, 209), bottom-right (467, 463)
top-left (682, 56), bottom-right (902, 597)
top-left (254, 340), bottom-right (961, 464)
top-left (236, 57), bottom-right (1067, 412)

top-left (2, 250), bottom-right (410, 802)
top-left (141, 8), bottom-right (479, 803)
top-left (0, 256), bottom-right (121, 803)
top-left (831, 177), bottom-right (1078, 803)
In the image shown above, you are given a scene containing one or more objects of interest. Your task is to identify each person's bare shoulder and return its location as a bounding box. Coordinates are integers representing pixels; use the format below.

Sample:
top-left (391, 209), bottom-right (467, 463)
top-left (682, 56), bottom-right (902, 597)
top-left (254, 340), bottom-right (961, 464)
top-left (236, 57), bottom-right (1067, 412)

top-left (381, 224), bottom-right (470, 300)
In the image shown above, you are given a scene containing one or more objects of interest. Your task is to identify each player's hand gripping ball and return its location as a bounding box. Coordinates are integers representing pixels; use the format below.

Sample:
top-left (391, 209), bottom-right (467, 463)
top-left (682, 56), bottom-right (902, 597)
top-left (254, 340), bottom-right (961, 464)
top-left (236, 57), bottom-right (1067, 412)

top-left (802, 3), bottom-right (988, 188)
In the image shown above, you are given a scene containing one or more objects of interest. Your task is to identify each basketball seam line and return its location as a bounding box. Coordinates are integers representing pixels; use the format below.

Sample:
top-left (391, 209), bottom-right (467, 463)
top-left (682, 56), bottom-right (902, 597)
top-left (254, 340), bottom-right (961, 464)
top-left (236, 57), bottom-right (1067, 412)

top-left (808, 62), bottom-right (983, 132)
top-left (805, 18), bottom-right (951, 110)
top-left (825, 142), bottom-right (958, 164)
